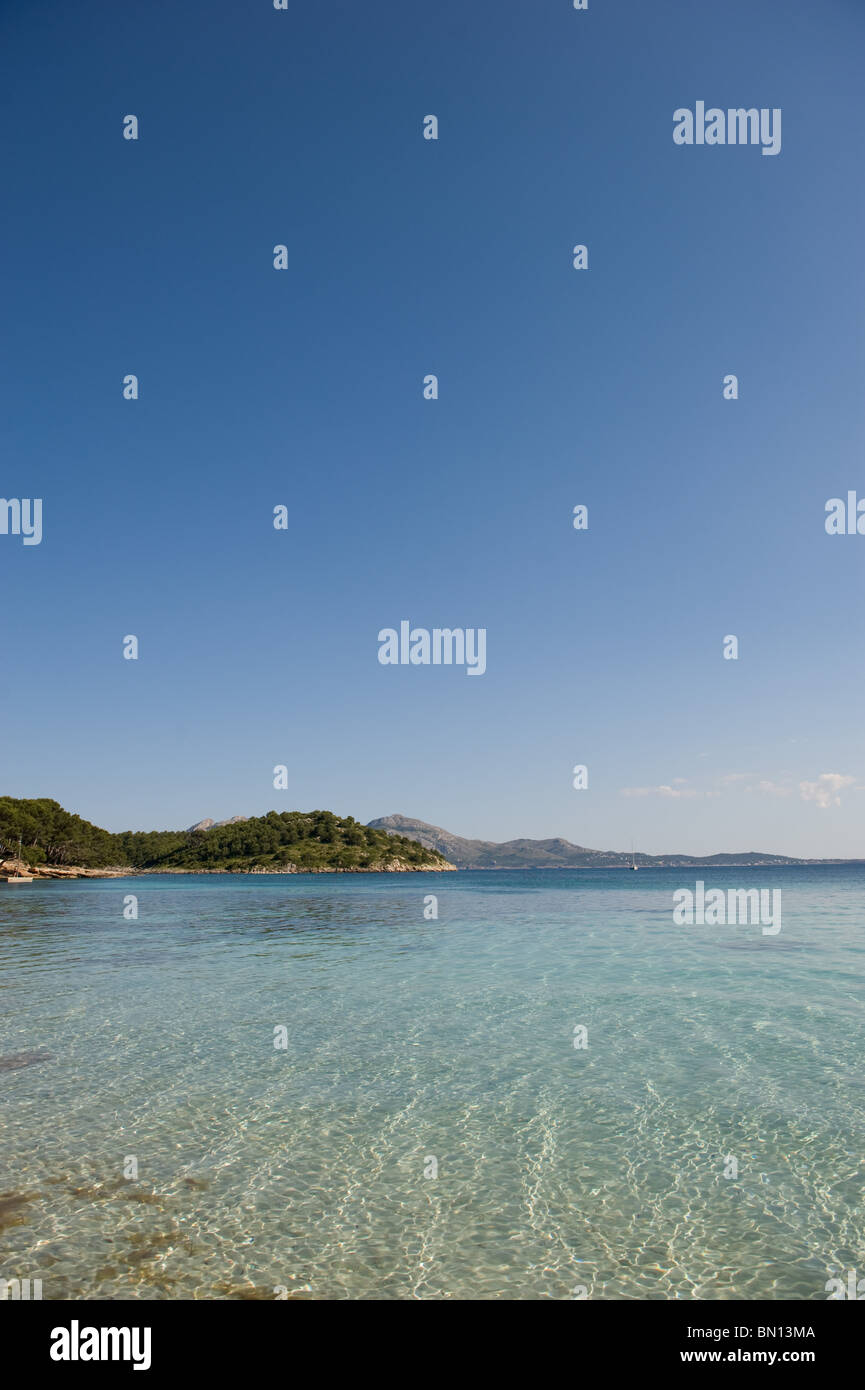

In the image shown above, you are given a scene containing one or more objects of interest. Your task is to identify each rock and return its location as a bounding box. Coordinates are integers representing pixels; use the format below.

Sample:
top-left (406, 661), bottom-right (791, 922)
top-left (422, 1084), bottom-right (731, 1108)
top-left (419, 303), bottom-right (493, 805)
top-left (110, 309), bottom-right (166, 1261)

top-left (1, 861), bottom-right (127, 879)
top-left (0, 1050), bottom-right (52, 1072)
top-left (187, 816), bottom-right (248, 832)
top-left (0, 858), bottom-right (35, 877)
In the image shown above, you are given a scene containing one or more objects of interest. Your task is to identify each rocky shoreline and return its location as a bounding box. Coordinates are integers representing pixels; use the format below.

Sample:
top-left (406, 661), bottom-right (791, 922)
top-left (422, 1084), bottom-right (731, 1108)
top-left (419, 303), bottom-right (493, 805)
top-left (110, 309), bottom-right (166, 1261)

top-left (1, 858), bottom-right (127, 879)
top-left (134, 858), bottom-right (456, 875)
top-left (1, 857), bottom-right (455, 879)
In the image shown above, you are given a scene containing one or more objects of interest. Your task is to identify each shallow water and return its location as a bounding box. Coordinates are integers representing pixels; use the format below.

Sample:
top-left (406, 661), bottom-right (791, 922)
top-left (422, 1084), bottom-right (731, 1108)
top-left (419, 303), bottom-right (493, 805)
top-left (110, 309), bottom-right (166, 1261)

top-left (1, 867), bottom-right (863, 1299)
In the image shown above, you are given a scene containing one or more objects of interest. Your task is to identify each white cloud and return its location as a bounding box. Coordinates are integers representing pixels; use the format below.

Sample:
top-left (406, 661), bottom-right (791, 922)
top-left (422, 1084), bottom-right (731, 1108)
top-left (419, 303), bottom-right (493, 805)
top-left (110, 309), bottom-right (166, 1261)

top-left (623, 770), bottom-right (857, 808)
top-left (799, 773), bottom-right (855, 809)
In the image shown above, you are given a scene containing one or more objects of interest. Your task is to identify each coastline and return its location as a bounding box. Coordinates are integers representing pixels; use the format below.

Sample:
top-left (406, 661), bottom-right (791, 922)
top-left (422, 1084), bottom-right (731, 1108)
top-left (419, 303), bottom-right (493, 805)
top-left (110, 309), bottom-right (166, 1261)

top-left (6, 859), bottom-right (857, 881)
top-left (2, 859), bottom-right (457, 880)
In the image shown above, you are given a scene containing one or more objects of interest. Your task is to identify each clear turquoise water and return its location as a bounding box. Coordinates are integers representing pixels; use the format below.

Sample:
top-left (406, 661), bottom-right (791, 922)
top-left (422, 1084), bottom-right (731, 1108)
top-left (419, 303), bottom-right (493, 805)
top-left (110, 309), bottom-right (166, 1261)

top-left (1, 867), bottom-right (863, 1300)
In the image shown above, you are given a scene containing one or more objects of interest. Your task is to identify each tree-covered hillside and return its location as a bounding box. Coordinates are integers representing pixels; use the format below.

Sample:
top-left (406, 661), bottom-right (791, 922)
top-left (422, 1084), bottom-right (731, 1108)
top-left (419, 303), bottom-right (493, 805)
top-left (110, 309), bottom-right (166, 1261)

top-left (0, 799), bottom-right (451, 872)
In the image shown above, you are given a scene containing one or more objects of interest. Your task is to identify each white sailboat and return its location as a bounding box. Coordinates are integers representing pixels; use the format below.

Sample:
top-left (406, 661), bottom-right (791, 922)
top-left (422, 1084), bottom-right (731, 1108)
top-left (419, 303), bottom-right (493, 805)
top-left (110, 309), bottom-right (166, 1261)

top-left (0, 837), bottom-right (34, 884)
top-left (630, 841), bottom-right (639, 871)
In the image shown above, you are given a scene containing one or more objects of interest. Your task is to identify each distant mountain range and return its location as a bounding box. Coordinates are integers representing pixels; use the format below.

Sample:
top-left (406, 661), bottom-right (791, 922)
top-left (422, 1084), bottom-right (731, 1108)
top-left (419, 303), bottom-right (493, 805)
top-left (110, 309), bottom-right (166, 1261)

top-left (367, 815), bottom-right (854, 868)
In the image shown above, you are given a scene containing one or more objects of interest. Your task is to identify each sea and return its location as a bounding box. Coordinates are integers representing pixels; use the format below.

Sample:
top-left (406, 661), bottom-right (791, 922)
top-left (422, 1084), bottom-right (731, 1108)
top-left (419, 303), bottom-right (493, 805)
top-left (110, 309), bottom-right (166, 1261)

top-left (1, 866), bottom-right (863, 1300)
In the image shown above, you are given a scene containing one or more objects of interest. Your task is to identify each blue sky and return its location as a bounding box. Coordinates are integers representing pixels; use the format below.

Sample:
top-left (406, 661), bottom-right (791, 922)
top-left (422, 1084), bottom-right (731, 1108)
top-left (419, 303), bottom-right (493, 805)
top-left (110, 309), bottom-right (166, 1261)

top-left (2, 0), bottom-right (864, 856)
